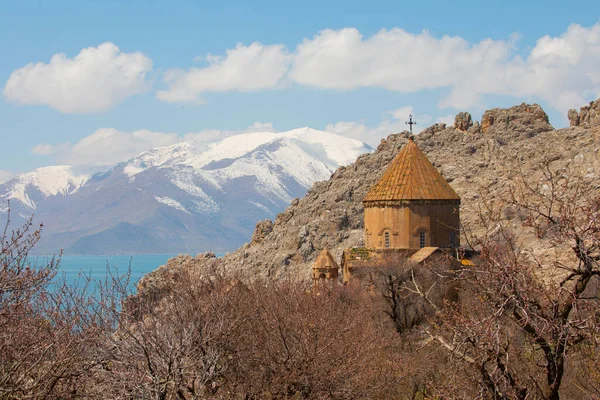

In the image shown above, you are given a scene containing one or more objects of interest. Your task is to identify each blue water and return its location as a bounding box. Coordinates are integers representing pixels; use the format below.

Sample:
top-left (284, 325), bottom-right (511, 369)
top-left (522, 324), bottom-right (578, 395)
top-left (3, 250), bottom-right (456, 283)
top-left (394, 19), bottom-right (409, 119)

top-left (29, 254), bottom-right (178, 291)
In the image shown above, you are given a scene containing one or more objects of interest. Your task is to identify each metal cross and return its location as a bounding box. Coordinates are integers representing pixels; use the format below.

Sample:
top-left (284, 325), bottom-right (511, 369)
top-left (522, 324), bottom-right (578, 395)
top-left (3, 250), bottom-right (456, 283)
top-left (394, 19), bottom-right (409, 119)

top-left (406, 114), bottom-right (417, 134)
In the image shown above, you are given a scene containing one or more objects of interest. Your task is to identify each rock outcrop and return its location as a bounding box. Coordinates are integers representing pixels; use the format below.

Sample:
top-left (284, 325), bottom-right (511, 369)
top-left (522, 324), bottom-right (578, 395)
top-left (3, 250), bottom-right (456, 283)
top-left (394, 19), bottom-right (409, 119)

top-left (569, 99), bottom-right (600, 128)
top-left (139, 99), bottom-right (600, 299)
top-left (454, 112), bottom-right (473, 132)
top-left (481, 103), bottom-right (552, 136)
top-left (136, 252), bottom-right (220, 296)
top-left (251, 220), bottom-right (274, 244)
top-left (420, 123), bottom-right (448, 136)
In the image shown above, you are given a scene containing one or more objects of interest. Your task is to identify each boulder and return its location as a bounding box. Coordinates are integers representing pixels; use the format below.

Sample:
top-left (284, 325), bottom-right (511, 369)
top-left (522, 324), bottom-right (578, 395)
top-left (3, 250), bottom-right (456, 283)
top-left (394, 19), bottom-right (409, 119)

top-left (420, 123), bottom-right (447, 136)
top-left (454, 112), bottom-right (473, 131)
top-left (480, 103), bottom-right (552, 137)
top-left (468, 121), bottom-right (481, 134)
top-left (568, 109), bottom-right (580, 127)
top-left (251, 220), bottom-right (274, 244)
top-left (568, 98), bottom-right (600, 128)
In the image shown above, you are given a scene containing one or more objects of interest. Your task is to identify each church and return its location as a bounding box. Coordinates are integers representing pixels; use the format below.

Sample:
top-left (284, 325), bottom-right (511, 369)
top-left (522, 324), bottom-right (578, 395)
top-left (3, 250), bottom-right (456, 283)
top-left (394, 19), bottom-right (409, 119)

top-left (312, 135), bottom-right (463, 288)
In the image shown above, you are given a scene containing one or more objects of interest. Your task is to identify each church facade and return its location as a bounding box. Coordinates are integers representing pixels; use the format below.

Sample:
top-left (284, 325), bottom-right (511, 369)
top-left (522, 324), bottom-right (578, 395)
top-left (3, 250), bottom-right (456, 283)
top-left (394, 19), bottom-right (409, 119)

top-left (362, 137), bottom-right (461, 250)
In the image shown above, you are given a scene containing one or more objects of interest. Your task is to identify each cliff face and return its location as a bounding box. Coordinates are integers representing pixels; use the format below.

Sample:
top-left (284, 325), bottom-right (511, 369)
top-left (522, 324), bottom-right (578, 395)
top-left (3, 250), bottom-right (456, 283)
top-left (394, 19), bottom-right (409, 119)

top-left (569, 99), bottom-right (600, 128)
top-left (479, 103), bottom-right (552, 136)
top-left (138, 100), bottom-right (600, 296)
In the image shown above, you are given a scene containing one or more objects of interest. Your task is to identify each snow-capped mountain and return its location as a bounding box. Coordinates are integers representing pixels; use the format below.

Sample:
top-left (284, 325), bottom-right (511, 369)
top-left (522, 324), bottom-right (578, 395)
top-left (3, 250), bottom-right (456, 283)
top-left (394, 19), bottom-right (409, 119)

top-left (0, 128), bottom-right (371, 254)
top-left (1, 166), bottom-right (89, 210)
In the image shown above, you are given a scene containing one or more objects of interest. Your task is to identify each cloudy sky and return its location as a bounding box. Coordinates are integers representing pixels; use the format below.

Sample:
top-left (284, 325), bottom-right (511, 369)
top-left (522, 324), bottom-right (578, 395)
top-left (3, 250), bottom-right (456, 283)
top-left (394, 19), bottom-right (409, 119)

top-left (1, 0), bottom-right (599, 181)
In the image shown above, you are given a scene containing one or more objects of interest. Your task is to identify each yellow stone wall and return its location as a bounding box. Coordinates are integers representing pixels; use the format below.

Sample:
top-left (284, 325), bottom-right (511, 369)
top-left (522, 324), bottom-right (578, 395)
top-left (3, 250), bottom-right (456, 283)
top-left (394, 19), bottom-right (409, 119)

top-left (364, 202), bottom-right (460, 249)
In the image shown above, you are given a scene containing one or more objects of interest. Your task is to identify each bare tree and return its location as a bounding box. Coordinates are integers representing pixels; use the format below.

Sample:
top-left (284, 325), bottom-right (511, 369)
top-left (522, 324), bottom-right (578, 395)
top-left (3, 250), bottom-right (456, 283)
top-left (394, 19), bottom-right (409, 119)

top-left (228, 279), bottom-right (403, 399)
top-left (0, 205), bottom-right (123, 399)
top-left (423, 162), bottom-right (600, 399)
top-left (95, 269), bottom-right (405, 399)
top-left (89, 267), bottom-right (245, 399)
top-left (354, 251), bottom-right (459, 334)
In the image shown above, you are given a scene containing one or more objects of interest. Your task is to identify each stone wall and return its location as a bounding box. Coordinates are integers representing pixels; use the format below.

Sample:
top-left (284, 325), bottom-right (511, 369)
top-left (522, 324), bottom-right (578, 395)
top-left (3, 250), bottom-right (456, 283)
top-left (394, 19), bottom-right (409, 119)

top-left (364, 201), bottom-right (460, 249)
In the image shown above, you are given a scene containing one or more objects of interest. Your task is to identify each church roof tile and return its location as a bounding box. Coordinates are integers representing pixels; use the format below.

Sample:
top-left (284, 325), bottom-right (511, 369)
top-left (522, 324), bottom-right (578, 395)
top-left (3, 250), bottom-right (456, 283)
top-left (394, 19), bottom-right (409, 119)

top-left (312, 248), bottom-right (339, 271)
top-left (363, 138), bottom-right (460, 203)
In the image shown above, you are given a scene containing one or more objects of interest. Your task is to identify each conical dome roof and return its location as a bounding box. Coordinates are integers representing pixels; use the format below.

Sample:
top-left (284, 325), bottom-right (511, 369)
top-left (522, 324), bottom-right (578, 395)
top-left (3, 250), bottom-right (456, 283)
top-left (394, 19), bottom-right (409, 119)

top-left (312, 248), bottom-right (339, 270)
top-left (363, 137), bottom-right (460, 203)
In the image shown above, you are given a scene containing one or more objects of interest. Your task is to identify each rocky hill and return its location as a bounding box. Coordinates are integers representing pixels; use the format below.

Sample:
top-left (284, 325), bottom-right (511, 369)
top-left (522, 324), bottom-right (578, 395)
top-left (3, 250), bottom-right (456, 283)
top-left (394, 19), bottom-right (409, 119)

top-left (139, 100), bottom-right (600, 295)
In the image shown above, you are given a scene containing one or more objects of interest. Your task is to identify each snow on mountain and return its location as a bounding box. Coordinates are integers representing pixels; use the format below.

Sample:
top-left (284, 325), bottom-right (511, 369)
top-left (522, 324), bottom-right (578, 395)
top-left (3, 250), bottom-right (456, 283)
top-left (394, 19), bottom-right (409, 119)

top-left (0, 128), bottom-right (372, 254)
top-left (0, 166), bottom-right (89, 210)
top-left (122, 127), bottom-right (368, 201)
top-left (123, 127), bottom-right (366, 176)
top-left (154, 196), bottom-right (191, 214)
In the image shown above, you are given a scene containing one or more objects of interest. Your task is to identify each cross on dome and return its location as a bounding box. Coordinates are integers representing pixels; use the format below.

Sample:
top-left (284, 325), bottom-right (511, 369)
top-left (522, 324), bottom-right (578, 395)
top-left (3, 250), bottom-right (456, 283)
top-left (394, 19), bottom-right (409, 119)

top-left (405, 114), bottom-right (417, 134)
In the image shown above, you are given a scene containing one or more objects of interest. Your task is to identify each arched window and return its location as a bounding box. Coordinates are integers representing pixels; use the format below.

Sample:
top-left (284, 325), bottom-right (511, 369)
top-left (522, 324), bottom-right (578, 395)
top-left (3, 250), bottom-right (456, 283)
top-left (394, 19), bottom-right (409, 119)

top-left (419, 232), bottom-right (426, 248)
top-left (384, 232), bottom-right (390, 248)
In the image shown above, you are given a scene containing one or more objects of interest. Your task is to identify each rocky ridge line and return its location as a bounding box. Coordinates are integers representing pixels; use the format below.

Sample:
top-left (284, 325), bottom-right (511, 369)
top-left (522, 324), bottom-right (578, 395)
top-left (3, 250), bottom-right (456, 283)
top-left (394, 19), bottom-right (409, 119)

top-left (569, 98), bottom-right (600, 128)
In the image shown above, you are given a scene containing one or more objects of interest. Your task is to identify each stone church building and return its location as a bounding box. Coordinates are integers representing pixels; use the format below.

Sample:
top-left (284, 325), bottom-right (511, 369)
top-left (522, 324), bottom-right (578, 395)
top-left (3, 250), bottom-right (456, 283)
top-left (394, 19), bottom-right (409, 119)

top-left (362, 136), bottom-right (460, 250)
top-left (313, 136), bottom-right (463, 287)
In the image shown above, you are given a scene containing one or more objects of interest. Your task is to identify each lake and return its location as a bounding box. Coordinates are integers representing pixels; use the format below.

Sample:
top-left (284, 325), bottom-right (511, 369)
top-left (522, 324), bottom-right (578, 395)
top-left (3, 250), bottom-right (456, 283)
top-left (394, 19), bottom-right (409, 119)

top-left (28, 254), bottom-right (179, 290)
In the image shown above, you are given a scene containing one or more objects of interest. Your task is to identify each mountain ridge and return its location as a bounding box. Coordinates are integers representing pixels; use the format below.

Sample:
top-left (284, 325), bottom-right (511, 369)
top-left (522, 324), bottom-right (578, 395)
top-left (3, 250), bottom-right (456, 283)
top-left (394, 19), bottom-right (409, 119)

top-left (0, 128), bottom-right (372, 254)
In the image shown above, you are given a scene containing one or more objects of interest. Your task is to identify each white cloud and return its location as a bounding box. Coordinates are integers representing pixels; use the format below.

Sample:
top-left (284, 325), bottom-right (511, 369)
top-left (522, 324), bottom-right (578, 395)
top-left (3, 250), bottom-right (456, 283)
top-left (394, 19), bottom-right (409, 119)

top-left (157, 43), bottom-right (290, 103)
top-left (35, 129), bottom-right (178, 166)
top-left (31, 144), bottom-right (54, 155)
top-left (441, 23), bottom-right (600, 111)
top-left (290, 24), bottom-right (600, 113)
top-left (3, 42), bottom-right (152, 113)
top-left (30, 143), bottom-right (71, 159)
top-left (325, 106), bottom-right (432, 146)
top-left (0, 170), bottom-right (15, 184)
top-left (7, 24), bottom-right (599, 116)
top-left (183, 122), bottom-right (276, 143)
top-left (33, 122), bottom-right (276, 166)
top-left (68, 128), bottom-right (178, 166)
top-left (436, 114), bottom-right (456, 126)
top-left (182, 129), bottom-right (234, 144)
top-left (508, 23), bottom-right (600, 110)
top-left (291, 28), bottom-right (511, 93)
top-left (246, 122), bottom-right (276, 132)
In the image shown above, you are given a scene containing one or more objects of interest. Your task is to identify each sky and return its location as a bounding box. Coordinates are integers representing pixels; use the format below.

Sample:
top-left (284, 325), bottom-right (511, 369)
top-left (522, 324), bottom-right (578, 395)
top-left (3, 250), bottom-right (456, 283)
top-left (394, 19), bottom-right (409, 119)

top-left (1, 0), bottom-right (599, 182)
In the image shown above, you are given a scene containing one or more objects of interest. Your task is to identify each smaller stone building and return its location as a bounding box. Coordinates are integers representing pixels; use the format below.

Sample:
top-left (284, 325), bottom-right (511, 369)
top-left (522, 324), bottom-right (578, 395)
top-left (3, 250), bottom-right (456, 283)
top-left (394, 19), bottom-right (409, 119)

top-left (312, 248), bottom-right (339, 290)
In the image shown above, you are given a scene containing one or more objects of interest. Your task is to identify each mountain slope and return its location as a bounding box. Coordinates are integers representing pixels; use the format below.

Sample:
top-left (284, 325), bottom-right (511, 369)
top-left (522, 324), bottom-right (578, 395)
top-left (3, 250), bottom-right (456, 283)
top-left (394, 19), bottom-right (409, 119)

top-left (0, 128), bottom-right (371, 254)
top-left (0, 166), bottom-right (89, 210)
top-left (138, 100), bottom-right (600, 296)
